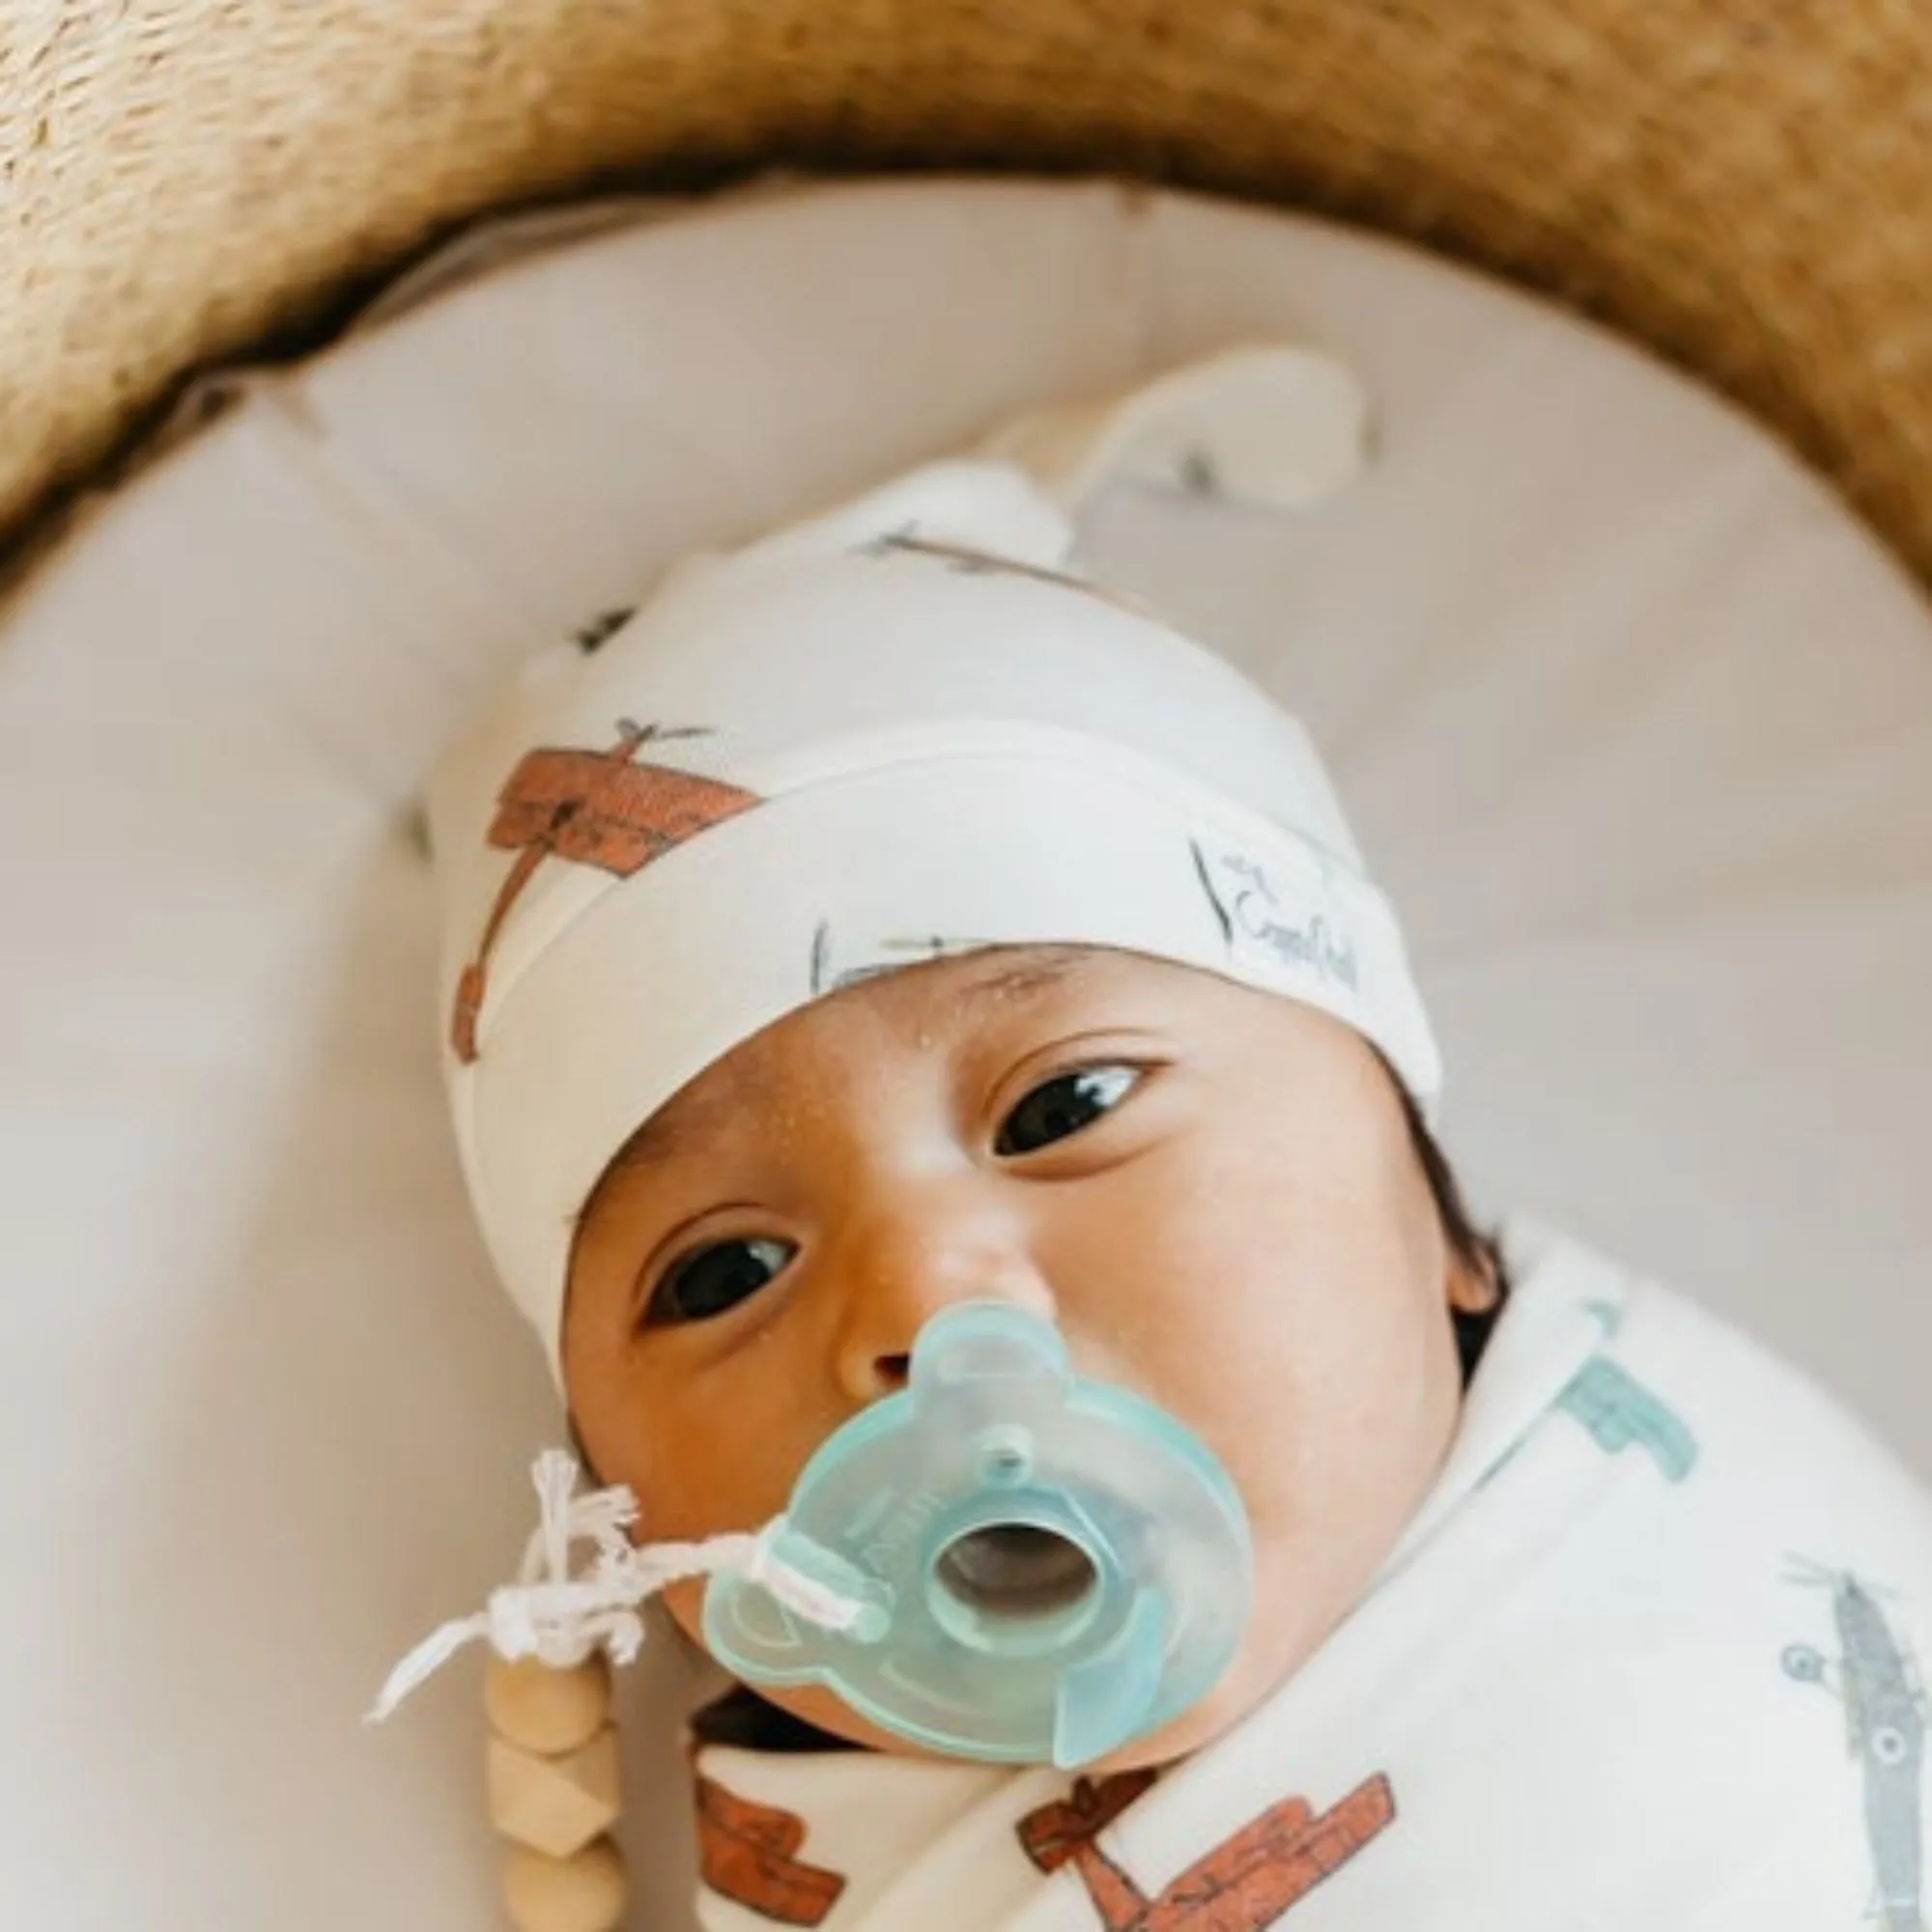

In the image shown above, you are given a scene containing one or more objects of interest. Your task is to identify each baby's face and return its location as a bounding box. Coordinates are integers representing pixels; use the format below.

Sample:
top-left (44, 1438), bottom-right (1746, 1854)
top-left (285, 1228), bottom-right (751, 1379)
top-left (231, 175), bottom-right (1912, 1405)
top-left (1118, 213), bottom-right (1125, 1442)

top-left (563, 943), bottom-right (1491, 1769)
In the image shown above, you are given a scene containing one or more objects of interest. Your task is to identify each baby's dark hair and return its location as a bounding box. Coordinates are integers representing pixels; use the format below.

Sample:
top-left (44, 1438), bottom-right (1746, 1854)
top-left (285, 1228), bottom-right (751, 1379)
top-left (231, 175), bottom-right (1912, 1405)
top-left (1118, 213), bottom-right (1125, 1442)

top-left (1386, 1069), bottom-right (1511, 1382)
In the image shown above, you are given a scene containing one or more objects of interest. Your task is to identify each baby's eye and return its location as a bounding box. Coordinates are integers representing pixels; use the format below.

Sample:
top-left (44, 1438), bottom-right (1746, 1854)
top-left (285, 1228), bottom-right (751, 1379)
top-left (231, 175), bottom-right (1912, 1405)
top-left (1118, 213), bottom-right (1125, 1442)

top-left (994, 1064), bottom-right (1142, 1157)
top-left (647, 1235), bottom-right (796, 1326)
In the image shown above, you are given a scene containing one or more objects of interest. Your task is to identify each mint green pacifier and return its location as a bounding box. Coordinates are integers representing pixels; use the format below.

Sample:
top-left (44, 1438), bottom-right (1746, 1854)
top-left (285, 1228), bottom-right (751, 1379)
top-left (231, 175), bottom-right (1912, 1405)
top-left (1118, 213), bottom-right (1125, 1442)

top-left (701, 1302), bottom-right (1255, 1768)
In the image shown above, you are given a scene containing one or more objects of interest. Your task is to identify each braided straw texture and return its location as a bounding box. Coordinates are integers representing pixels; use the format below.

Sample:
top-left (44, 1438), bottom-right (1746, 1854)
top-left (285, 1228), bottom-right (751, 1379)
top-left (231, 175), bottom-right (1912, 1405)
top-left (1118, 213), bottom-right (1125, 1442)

top-left (5, 3), bottom-right (1931, 582)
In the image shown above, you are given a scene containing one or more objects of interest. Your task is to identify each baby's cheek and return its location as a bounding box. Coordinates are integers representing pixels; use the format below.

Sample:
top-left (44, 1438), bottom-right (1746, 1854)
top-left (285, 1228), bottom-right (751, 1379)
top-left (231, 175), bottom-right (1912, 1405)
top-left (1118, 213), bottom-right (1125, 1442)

top-left (660, 1577), bottom-right (708, 1646)
top-left (605, 1348), bottom-right (838, 1540)
top-left (1148, 1291), bottom-right (1458, 1654)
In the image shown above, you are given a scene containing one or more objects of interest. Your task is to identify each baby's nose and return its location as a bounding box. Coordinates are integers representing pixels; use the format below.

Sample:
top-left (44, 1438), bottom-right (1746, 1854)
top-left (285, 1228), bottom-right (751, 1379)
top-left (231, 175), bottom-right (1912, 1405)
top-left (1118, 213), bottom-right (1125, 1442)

top-left (830, 1185), bottom-right (1054, 1402)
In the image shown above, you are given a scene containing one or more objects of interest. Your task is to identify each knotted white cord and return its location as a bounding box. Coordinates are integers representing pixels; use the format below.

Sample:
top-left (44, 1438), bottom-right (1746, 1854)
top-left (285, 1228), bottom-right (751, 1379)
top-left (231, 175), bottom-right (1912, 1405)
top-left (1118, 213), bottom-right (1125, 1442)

top-left (366, 1450), bottom-right (866, 1722)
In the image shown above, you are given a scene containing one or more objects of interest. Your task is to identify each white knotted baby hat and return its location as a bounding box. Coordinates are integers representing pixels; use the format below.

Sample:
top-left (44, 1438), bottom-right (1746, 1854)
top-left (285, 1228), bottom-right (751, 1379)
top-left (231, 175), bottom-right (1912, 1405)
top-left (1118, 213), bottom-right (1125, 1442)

top-left (425, 350), bottom-right (1442, 1387)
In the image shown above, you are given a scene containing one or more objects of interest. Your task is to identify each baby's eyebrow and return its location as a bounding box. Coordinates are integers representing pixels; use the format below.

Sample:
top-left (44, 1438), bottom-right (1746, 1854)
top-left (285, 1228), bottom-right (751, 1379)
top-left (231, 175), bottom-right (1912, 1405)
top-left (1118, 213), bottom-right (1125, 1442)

top-left (613, 1067), bottom-right (769, 1174)
top-left (946, 946), bottom-right (1092, 1014)
top-left (615, 947), bottom-right (1094, 1173)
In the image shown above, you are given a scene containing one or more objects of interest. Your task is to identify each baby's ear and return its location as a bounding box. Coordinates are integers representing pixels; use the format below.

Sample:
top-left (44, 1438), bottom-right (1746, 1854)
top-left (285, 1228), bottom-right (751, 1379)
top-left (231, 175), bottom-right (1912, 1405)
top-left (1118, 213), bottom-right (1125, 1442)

top-left (1446, 1244), bottom-right (1502, 1317)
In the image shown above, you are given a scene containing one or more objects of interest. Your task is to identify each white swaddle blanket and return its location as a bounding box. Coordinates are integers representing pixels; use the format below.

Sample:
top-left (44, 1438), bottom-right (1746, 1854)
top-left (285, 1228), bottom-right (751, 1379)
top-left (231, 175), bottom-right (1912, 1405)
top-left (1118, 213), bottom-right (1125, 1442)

top-left (691, 1223), bottom-right (1932, 1930)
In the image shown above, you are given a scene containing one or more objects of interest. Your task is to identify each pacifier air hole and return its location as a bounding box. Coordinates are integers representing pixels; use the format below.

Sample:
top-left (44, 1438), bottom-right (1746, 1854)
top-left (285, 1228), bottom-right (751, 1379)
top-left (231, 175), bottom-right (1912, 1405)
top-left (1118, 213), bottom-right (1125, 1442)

top-left (933, 1524), bottom-right (1098, 1620)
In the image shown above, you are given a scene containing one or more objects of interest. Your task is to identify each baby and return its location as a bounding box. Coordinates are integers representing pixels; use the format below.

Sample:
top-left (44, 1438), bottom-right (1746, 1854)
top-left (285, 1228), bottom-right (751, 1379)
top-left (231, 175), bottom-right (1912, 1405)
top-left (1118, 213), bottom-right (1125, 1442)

top-left (408, 363), bottom-right (1932, 1930)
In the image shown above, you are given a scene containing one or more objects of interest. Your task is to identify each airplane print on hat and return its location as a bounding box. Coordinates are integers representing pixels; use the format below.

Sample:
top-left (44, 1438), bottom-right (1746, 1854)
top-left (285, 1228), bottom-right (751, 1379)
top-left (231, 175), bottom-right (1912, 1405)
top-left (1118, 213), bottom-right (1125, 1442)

top-left (450, 719), bottom-right (763, 1064)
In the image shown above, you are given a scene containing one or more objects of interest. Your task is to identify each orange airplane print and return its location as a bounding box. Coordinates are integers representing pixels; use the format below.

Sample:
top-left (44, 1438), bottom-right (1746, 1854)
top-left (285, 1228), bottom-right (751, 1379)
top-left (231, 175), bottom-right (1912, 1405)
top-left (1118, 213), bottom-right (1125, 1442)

top-left (450, 720), bottom-right (763, 1063)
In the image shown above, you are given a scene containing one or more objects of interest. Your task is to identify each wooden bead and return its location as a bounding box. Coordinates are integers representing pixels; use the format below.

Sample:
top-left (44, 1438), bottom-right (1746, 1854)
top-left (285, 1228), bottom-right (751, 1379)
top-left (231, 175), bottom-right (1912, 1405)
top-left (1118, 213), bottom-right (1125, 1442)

top-left (502, 1835), bottom-right (627, 1932)
top-left (485, 1652), bottom-right (612, 1755)
top-left (488, 1724), bottom-right (622, 1860)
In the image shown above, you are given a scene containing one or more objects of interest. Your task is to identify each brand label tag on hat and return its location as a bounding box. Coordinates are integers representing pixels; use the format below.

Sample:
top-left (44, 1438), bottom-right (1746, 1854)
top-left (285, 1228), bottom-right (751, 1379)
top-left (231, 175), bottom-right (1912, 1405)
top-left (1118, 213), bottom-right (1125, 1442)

top-left (1189, 838), bottom-right (1365, 1010)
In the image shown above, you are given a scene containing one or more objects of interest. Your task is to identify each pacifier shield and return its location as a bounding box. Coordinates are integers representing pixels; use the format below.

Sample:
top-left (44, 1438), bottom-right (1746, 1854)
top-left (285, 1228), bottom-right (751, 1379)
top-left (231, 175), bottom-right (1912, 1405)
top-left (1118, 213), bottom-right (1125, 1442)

top-left (702, 1301), bottom-right (1254, 1766)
